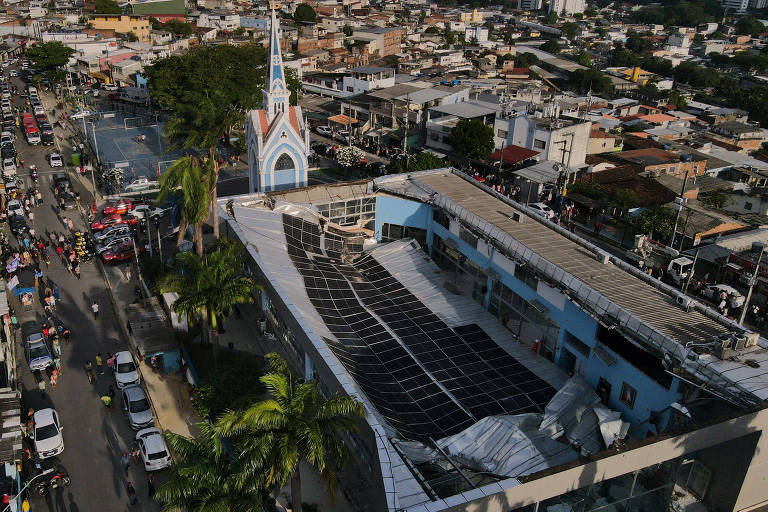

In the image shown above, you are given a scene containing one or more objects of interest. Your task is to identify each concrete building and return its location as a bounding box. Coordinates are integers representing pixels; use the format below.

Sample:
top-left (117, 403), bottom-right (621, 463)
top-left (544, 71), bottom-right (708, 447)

top-left (549, 0), bottom-right (586, 15)
top-left (301, 66), bottom-right (396, 98)
top-left (90, 15), bottom-right (151, 42)
top-left (197, 12), bottom-right (240, 31)
top-left (464, 25), bottom-right (488, 43)
top-left (494, 114), bottom-right (592, 167)
top-left (614, 148), bottom-right (706, 178)
top-left (459, 8), bottom-right (482, 24)
top-left (721, 0), bottom-right (750, 13)
top-left (352, 26), bottom-right (402, 57)
top-left (518, 0), bottom-right (543, 10)
top-left (220, 168), bottom-right (768, 512)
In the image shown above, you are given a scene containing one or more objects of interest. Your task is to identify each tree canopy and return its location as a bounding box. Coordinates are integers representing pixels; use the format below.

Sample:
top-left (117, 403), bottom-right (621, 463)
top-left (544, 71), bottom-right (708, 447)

top-left (515, 52), bottom-right (539, 67)
top-left (569, 68), bottom-right (613, 95)
top-left (448, 119), bottom-right (495, 161)
top-left (294, 3), bottom-right (317, 23)
top-left (543, 11), bottom-right (557, 24)
top-left (93, 0), bottom-right (121, 14)
top-left (25, 42), bottom-right (76, 84)
top-left (628, 0), bottom-right (722, 27)
top-left (387, 151), bottom-right (446, 174)
top-left (637, 207), bottom-right (675, 240)
top-left (541, 39), bottom-right (562, 54)
top-left (576, 51), bottom-right (592, 67)
top-left (736, 17), bottom-right (765, 37)
top-left (559, 22), bottom-right (579, 39)
top-left (162, 18), bottom-right (193, 36)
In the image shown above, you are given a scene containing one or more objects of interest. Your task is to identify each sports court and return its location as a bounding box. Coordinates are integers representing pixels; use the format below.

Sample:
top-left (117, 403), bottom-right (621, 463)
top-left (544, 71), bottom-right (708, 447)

top-left (84, 111), bottom-right (186, 182)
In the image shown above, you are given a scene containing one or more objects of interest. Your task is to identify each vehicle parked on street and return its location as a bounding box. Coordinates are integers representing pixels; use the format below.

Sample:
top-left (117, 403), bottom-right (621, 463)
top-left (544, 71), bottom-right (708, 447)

top-left (52, 172), bottom-right (71, 191)
top-left (93, 224), bottom-right (131, 242)
top-left (124, 177), bottom-right (158, 192)
top-left (61, 191), bottom-right (78, 210)
top-left (315, 125), bottom-right (333, 137)
top-left (91, 214), bottom-right (136, 231)
top-left (701, 283), bottom-right (746, 307)
top-left (9, 214), bottom-right (27, 235)
top-left (33, 461), bottom-right (71, 496)
top-left (114, 351), bottom-right (140, 388)
top-left (32, 408), bottom-right (64, 459)
top-left (527, 202), bottom-right (556, 220)
top-left (102, 199), bottom-right (134, 215)
top-left (135, 428), bottom-right (171, 471)
top-left (6, 199), bottom-right (23, 218)
top-left (70, 110), bottom-right (93, 120)
top-left (96, 234), bottom-right (133, 254)
top-left (25, 332), bottom-right (53, 372)
top-left (122, 385), bottom-right (154, 430)
top-left (129, 204), bottom-right (164, 220)
top-left (102, 243), bottom-right (139, 264)
top-left (2, 157), bottom-right (15, 177)
top-left (25, 127), bottom-right (40, 145)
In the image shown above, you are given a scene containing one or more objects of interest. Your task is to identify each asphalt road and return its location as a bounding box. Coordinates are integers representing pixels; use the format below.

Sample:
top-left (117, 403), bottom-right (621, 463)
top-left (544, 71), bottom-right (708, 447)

top-left (5, 66), bottom-right (162, 511)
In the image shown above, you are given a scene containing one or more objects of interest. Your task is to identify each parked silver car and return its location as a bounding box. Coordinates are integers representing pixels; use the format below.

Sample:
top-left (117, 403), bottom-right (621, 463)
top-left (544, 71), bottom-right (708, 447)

top-left (121, 385), bottom-right (154, 430)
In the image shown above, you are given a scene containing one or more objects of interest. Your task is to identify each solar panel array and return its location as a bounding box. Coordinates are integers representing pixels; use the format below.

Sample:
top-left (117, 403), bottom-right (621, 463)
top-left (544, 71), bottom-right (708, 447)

top-left (353, 255), bottom-right (556, 418)
top-left (280, 213), bottom-right (556, 440)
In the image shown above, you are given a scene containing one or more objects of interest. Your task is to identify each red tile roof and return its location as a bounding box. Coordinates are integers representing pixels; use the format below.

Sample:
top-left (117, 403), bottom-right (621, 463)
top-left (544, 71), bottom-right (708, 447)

top-left (489, 145), bottom-right (539, 165)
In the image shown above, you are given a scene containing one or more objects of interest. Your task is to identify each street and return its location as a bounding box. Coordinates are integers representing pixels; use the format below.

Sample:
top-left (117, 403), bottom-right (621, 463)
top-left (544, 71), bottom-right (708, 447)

top-left (5, 65), bottom-right (162, 511)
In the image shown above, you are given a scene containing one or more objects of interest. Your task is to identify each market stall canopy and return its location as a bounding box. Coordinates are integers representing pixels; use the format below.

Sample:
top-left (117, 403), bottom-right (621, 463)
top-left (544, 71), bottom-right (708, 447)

top-left (126, 297), bottom-right (177, 356)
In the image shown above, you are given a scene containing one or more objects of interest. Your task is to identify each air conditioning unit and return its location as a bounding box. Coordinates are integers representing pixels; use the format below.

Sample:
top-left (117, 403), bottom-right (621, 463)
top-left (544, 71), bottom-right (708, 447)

top-left (595, 253), bottom-right (610, 265)
top-left (745, 332), bottom-right (760, 348)
top-left (733, 333), bottom-right (747, 351)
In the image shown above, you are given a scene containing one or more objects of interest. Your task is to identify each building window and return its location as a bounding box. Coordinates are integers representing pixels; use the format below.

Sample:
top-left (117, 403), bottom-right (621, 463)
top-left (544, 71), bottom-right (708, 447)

top-left (275, 153), bottom-right (295, 171)
top-left (745, 201), bottom-right (753, 210)
top-left (620, 382), bottom-right (637, 409)
top-left (514, 264), bottom-right (538, 290)
top-left (534, 139), bottom-right (546, 150)
top-left (459, 225), bottom-right (478, 249)
top-left (497, 129), bottom-right (508, 138)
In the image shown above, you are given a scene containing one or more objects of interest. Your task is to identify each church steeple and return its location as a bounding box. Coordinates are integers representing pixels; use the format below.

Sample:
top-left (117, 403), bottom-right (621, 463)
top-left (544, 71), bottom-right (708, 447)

top-left (263, 4), bottom-right (290, 122)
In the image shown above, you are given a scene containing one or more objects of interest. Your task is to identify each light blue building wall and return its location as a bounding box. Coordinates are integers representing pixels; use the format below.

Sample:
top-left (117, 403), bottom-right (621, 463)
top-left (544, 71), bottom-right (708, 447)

top-left (374, 195), bottom-right (681, 434)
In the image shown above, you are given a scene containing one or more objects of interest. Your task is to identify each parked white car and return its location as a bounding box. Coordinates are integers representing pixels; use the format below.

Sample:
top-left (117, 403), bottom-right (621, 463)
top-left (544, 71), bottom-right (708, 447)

top-left (7, 199), bottom-right (23, 218)
top-left (2, 157), bottom-right (16, 176)
top-left (47, 153), bottom-right (63, 167)
top-left (315, 125), bottom-right (333, 137)
top-left (528, 202), bottom-right (556, 220)
top-left (114, 350), bottom-right (140, 389)
top-left (70, 110), bottom-right (93, 120)
top-left (135, 428), bottom-right (171, 471)
top-left (701, 283), bottom-right (745, 307)
top-left (130, 204), bottom-right (164, 220)
top-left (122, 385), bottom-right (154, 430)
top-left (32, 408), bottom-right (64, 459)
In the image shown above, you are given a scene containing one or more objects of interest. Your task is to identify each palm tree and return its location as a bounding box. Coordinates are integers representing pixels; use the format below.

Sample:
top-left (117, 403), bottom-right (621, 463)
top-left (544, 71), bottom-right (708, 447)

top-left (159, 241), bottom-right (255, 362)
top-left (216, 353), bottom-right (366, 512)
top-left (157, 155), bottom-right (211, 257)
top-left (154, 422), bottom-right (274, 512)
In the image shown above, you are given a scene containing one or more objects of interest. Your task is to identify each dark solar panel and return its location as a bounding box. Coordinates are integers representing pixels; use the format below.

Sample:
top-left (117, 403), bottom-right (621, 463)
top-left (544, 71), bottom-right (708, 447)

top-left (279, 213), bottom-right (556, 439)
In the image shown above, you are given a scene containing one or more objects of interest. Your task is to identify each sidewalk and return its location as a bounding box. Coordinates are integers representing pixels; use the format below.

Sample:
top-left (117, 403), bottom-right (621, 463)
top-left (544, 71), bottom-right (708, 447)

top-left (99, 260), bottom-right (201, 437)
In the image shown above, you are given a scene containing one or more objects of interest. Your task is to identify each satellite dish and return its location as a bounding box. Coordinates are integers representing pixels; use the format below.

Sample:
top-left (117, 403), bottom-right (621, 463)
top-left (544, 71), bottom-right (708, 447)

top-left (553, 163), bottom-right (563, 173)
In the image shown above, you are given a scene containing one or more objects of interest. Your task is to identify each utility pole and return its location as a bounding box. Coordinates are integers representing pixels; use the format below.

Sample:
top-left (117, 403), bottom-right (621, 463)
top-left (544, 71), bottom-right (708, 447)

top-left (402, 93), bottom-right (410, 169)
top-left (669, 170), bottom-right (690, 247)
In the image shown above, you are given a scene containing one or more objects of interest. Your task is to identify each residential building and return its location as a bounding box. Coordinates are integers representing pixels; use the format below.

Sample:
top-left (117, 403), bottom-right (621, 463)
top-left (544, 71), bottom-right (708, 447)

top-left (245, 8), bottom-right (309, 192)
top-left (721, 0), bottom-right (750, 13)
top-left (220, 168), bottom-right (768, 512)
top-left (613, 148), bottom-right (706, 178)
top-left (459, 8), bottom-right (482, 24)
top-left (549, 0), bottom-right (586, 15)
top-left (90, 15), bottom-right (151, 42)
top-left (518, 0), bottom-right (543, 9)
top-left (711, 121), bottom-right (767, 153)
top-left (494, 114), bottom-right (592, 167)
top-left (197, 12), bottom-right (240, 31)
top-left (352, 26), bottom-right (402, 57)
top-left (587, 129), bottom-right (623, 154)
top-left (426, 100), bottom-right (499, 154)
top-left (464, 25), bottom-right (488, 43)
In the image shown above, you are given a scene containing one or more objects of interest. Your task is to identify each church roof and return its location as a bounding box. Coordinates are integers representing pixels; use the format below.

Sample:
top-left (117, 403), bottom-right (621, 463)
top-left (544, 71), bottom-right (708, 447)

top-left (253, 107), bottom-right (302, 139)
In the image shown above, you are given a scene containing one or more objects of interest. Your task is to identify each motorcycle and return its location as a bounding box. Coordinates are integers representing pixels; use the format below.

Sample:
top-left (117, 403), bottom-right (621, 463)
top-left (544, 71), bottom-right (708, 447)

top-left (35, 465), bottom-right (71, 496)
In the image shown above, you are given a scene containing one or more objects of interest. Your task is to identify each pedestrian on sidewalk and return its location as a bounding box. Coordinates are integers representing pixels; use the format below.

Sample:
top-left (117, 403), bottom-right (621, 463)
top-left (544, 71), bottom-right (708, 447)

top-left (91, 300), bottom-right (99, 318)
top-left (125, 264), bottom-right (132, 282)
top-left (95, 353), bottom-right (103, 375)
top-left (50, 369), bottom-right (58, 389)
top-left (106, 353), bottom-right (115, 372)
top-left (52, 337), bottom-right (60, 357)
top-left (63, 326), bottom-right (71, 344)
top-left (147, 474), bottom-right (155, 498)
top-left (37, 373), bottom-right (45, 398)
top-left (127, 481), bottom-right (136, 506)
top-left (120, 452), bottom-right (130, 475)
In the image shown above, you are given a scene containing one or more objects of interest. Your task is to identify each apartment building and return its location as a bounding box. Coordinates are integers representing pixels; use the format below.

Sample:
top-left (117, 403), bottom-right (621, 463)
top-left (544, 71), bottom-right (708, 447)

top-left (352, 26), bottom-right (402, 57)
top-left (197, 12), bottom-right (241, 31)
top-left (494, 114), bottom-right (592, 167)
top-left (90, 15), bottom-right (151, 42)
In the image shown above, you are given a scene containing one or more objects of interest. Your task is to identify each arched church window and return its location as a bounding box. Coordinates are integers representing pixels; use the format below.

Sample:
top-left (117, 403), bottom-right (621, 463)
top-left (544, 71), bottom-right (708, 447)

top-left (275, 153), bottom-right (295, 171)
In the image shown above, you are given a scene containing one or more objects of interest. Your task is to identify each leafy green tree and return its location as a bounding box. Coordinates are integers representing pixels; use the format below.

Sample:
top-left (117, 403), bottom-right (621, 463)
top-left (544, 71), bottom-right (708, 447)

top-left (93, 0), bottom-right (121, 14)
top-left (387, 151), bottom-right (445, 173)
top-left (541, 39), bottom-right (561, 54)
top-left (159, 240), bottom-right (255, 363)
top-left (164, 18), bottom-right (193, 36)
top-left (569, 68), bottom-right (612, 95)
top-left (516, 52), bottom-right (539, 67)
top-left (155, 422), bottom-right (273, 512)
top-left (158, 156), bottom-right (211, 256)
top-left (585, 8), bottom-right (598, 17)
top-left (637, 206), bottom-right (675, 239)
top-left (294, 3), bottom-right (317, 23)
top-left (543, 11), bottom-right (558, 24)
top-left (125, 31), bottom-right (138, 42)
top-left (145, 44), bottom-right (268, 240)
top-left (612, 189), bottom-right (640, 210)
top-left (425, 26), bottom-right (440, 34)
top-left (576, 51), bottom-right (591, 66)
top-left (25, 42), bottom-right (76, 84)
top-left (610, 48), bottom-right (640, 67)
top-left (342, 25), bottom-right (353, 36)
top-left (559, 22), bottom-right (579, 39)
top-left (444, 29), bottom-right (455, 45)
top-left (232, 26), bottom-right (246, 37)
top-left (419, 10), bottom-right (427, 23)
top-left (699, 189), bottom-right (731, 208)
top-left (625, 30), bottom-right (653, 54)
top-left (736, 17), bottom-right (765, 37)
top-left (191, 355), bottom-right (264, 421)
top-left (483, 21), bottom-right (495, 36)
top-left (448, 119), bottom-right (495, 161)
top-left (215, 353), bottom-right (366, 512)
top-left (709, 30), bottom-right (726, 39)
top-left (148, 16), bottom-right (163, 30)
top-left (668, 90), bottom-right (687, 111)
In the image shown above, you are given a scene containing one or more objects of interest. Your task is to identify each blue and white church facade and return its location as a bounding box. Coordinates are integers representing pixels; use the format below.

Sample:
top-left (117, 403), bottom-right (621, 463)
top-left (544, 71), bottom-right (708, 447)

top-left (246, 7), bottom-right (310, 192)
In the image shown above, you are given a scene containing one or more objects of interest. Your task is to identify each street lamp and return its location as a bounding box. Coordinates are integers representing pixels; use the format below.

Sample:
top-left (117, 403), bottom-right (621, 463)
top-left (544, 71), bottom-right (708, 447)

top-left (739, 241), bottom-right (767, 325)
top-left (1, 468), bottom-right (54, 512)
